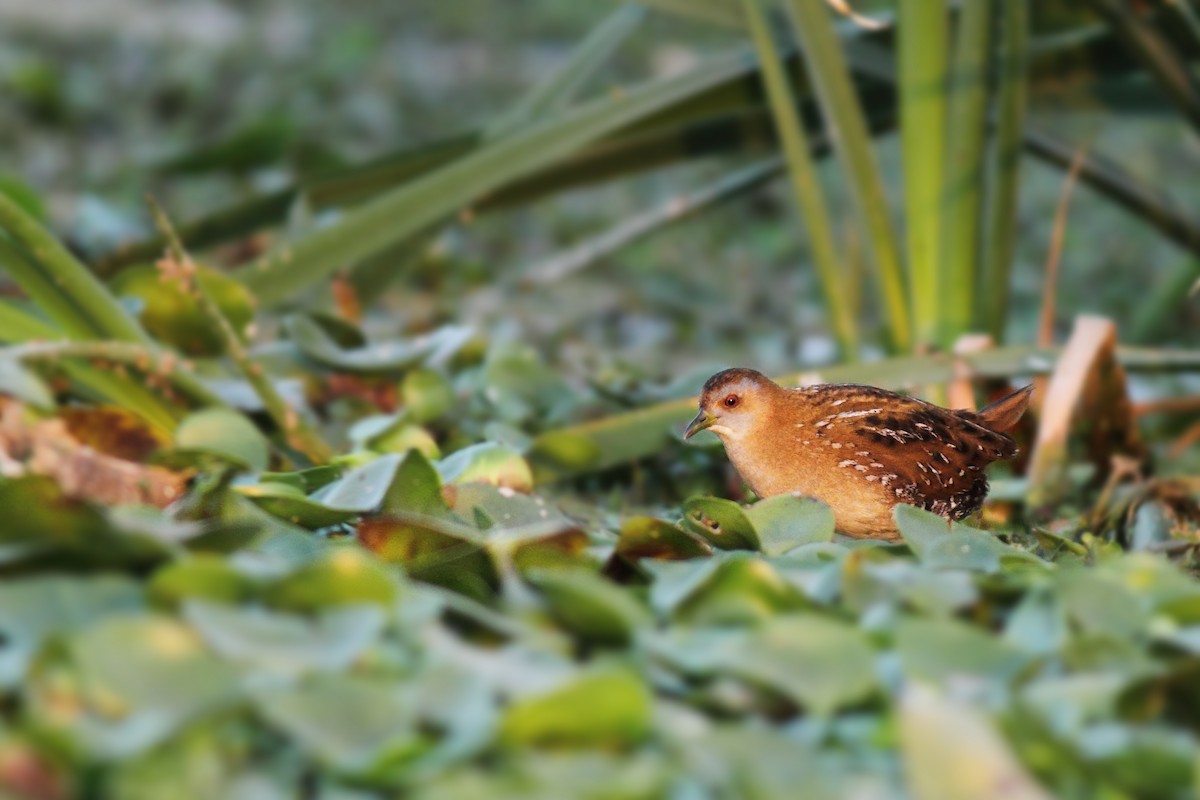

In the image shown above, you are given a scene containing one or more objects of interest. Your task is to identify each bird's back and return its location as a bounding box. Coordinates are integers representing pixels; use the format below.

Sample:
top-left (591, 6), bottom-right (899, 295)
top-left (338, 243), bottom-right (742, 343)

top-left (730, 383), bottom-right (1028, 538)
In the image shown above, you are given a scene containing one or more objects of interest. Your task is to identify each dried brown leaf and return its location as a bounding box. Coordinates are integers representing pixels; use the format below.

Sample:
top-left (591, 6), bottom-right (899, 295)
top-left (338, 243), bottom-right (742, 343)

top-left (0, 401), bottom-right (186, 508)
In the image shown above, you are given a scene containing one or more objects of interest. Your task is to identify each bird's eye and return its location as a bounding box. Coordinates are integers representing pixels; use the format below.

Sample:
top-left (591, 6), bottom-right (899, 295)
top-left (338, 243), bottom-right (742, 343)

top-left (724, 394), bottom-right (739, 408)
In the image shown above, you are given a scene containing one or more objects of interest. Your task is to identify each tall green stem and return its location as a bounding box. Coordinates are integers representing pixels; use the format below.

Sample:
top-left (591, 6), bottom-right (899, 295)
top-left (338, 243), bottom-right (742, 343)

top-left (898, 0), bottom-right (949, 351)
top-left (781, 0), bottom-right (910, 352)
top-left (981, 0), bottom-right (1030, 341)
top-left (741, 0), bottom-right (858, 360)
top-left (941, 0), bottom-right (991, 346)
top-left (150, 201), bottom-right (334, 464)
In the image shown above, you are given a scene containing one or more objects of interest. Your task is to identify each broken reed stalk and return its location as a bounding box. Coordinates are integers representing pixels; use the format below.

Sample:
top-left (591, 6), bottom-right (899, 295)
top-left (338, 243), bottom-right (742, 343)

top-left (147, 199), bottom-right (334, 464)
top-left (1037, 144), bottom-right (1090, 348)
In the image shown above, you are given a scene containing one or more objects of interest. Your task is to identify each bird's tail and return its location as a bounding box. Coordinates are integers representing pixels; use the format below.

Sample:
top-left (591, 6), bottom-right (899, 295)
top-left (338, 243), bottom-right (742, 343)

top-left (976, 384), bottom-right (1034, 433)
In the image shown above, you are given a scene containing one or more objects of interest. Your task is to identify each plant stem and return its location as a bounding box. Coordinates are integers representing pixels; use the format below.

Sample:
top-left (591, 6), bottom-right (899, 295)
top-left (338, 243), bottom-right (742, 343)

top-left (782, 0), bottom-right (910, 352)
top-left (980, 0), bottom-right (1029, 341)
top-left (898, 0), bottom-right (949, 352)
top-left (941, 0), bottom-right (991, 346)
top-left (741, 0), bottom-right (859, 360)
top-left (148, 200), bottom-right (334, 464)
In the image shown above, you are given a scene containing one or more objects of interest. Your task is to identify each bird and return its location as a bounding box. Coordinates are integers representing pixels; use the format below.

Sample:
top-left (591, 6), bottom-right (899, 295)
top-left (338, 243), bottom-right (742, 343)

top-left (683, 368), bottom-right (1033, 540)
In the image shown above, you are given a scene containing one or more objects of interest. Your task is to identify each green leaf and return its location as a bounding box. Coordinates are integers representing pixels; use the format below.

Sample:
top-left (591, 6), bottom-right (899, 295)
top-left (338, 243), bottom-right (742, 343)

top-left (658, 612), bottom-right (877, 716)
top-left (175, 408), bottom-right (269, 472)
top-left (980, 0), bottom-right (1030, 340)
top-left (681, 496), bottom-right (760, 551)
top-left (745, 494), bottom-right (835, 556)
top-left (401, 367), bottom-right (455, 423)
top-left (0, 575), bottom-right (143, 686)
top-left (528, 429), bottom-right (603, 478)
top-left (782, 0), bottom-right (910, 351)
top-left (895, 617), bottom-right (1031, 685)
top-left (1055, 568), bottom-right (1150, 641)
top-left (255, 674), bottom-right (423, 771)
top-left (317, 453), bottom-right (403, 512)
top-left (1003, 587), bottom-right (1068, 655)
top-left (236, 481), bottom-right (357, 529)
top-left (357, 516), bottom-right (495, 602)
top-left (0, 357), bottom-right (54, 409)
top-left (183, 601), bottom-right (386, 675)
top-left (263, 546), bottom-right (401, 613)
top-left (381, 448), bottom-right (453, 518)
top-left (148, 556), bottom-right (257, 609)
top-left (895, 505), bottom-right (1044, 572)
top-left (526, 567), bottom-right (651, 646)
top-left (110, 263), bottom-right (255, 357)
top-left (483, 345), bottom-right (578, 425)
top-left (674, 555), bottom-right (809, 626)
top-left (0, 476), bottom-right (172, 569)
top-left (901, 683), bottom-right (1051, 800)
top-left (351, 414), bottom-right (439, 458)
top-left (499, 666), bottom-right (652, 749)
top-left (939, 0), bottom-right (991, 343)
top-left (614, 516), bottom-right (713, 561)
top-left (30, 614), bottom-right (242, 758)
top-left (0, 191), bottom-right (148, 344)
top-left (284, 314), bottom-right (470, 374)
top-left (899, 0), bottom-right (949, 349)
top-left (0, 174), bottom-right (46, 220)
top-left (438, 443), bottom-right (534, 493)
top-left (242, 50), bottom-right (759, 306)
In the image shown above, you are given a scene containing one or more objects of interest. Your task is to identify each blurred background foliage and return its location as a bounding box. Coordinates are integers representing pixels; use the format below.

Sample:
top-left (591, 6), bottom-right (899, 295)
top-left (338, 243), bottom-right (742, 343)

top-left (2, 0), bottom-right (1200, 797)
top-left (2, 0), bottom-right (1197, 365)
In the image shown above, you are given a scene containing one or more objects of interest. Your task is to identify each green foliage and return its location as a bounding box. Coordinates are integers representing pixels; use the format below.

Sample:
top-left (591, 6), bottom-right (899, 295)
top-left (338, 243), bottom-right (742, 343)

top-left (1, 1), bottom-right (1200, 797)
top-left (1, 464), bottom-right (1196, 796)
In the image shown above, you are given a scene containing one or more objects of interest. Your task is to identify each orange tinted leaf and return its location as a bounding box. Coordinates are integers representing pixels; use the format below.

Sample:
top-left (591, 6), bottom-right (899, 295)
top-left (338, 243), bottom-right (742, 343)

top-left (60, 406), bottom-right (168, 462)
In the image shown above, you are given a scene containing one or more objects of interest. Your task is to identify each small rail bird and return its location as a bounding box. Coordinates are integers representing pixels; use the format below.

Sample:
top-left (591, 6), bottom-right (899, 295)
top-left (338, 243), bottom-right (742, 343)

top-left (683, 368), bottom-right (1033, 539)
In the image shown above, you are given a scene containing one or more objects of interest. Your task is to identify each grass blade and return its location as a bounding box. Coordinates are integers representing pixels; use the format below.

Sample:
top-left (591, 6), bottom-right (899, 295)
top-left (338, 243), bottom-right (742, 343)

top-left (1023, 127), bottom-right (1200, 257)
top-left (740, 0), bottom-right (858, 359)
top-left (980, 0), bottom-right (1029, 341)
top-left (1086, 0), bottom-right (1200, 133)
top-left (940, 0), bottom-right (991, 344)
top-left (0, 194), bottom-right (148, 343)
top-left (0, 299), bottom-right (60, 340)
top-left (94, 19), bottom-right (1164, 276)
top-left (0, 236), bottom-right (100, 340)
top-left (898, 0), bottom-right (949, 351)
top-left (241, 50), bottom-right (758, 306)
top-left (622, 0), bottom-right (744, 28)
top-left (488, 5), bottom-right (646, 138)
top-left (524, 157), bottom-right (783, 286)
top-left (782, 0), bottom-right (910, 352)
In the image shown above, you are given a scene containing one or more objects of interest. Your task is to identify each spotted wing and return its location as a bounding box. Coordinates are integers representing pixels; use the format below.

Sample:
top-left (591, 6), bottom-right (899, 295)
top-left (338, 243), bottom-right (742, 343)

top-left (802, 384), bottom-right (1017, 520)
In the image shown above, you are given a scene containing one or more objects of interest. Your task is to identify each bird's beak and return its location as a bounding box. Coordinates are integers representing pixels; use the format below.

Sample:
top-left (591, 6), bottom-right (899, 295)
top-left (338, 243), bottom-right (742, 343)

top-left (683, 410), bottom-right (716, 440)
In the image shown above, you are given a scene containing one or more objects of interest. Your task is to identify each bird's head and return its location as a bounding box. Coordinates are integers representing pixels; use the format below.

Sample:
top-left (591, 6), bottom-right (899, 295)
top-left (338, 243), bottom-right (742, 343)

top-left (684, 368), bottom-right (778, 442)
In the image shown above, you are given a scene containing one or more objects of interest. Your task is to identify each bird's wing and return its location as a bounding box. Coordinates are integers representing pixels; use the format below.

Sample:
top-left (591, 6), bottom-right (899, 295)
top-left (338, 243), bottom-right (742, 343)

top-left (800, 384), bottom-right (1017, 520)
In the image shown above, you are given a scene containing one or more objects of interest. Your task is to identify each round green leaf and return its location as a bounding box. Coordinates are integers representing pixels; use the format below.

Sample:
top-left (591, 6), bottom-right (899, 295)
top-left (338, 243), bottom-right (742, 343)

top-left (745, 494), bottom-right (835, 556)
top-left (499, 666), bottom-right (651, 748)
top-left (439, 443), bottom-right (533, 493)
top-left (681, 496), bottom-right (760, 551)
top-left (402, 368), bottom-right (454, 423)
top-left (526, 567), bottom-right (651, 646)
top-left (174, 408), bottom-right (269, 472)
top-left (236, 482), bottom-right (356, 529)
top-left (616, 516), bottom-right (712, 561)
